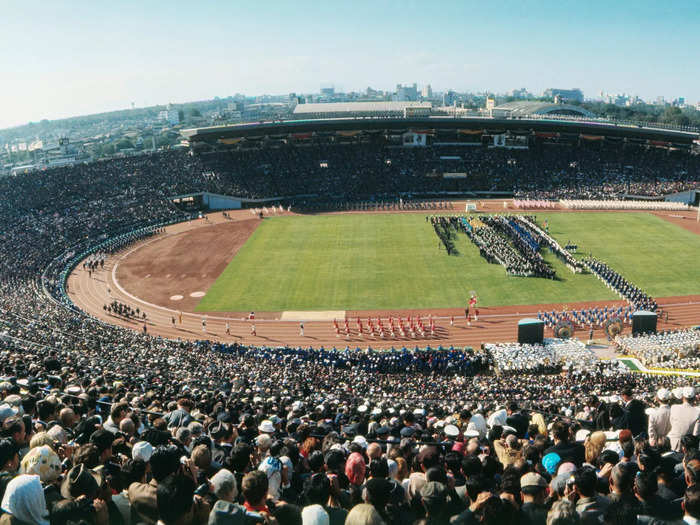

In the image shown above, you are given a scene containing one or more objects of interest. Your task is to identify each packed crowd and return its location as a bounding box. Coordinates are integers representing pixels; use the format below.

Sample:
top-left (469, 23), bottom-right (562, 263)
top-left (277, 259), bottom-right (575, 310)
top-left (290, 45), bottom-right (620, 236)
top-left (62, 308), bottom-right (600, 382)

top-left (514, 217), bottom-right (583, 274)
top-left (2, 344), bottom-right (700, 525)
top-left (615, 329), bottom-right (700, 369)
top-left (485, 339), bottom-right (596, 374)
top-left (198, 141), bottom-right (699, 200)
top-left (460, 218), bottom-right (528, 276)
top-left (462, 216), bottom-right (555, 278)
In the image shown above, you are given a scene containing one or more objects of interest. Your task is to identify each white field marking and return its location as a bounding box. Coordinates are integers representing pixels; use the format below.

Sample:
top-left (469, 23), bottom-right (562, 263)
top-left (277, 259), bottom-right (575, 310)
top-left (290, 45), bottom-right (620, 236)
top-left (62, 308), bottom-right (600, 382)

top-left (280, 311), bottom-right (346, 321)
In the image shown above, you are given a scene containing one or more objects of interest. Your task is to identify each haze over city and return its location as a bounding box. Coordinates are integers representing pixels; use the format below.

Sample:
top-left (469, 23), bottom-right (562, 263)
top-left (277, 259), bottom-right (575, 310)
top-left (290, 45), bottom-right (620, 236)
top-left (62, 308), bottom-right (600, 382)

top-left (2, 0), bottom-right (699, 129)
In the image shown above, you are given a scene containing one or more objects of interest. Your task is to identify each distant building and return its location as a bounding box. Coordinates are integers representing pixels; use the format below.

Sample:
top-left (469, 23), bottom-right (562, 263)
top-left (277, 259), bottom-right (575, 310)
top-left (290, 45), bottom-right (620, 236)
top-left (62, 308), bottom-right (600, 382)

top-left (159, 104), bottom-right (180, 125)
top-left (292, 101), bottom-right (431, 119)
top-left (443, 90), bottom-right (456, 106)
top-left (485, 96), bottom-right (496, 111)
top-left (320, 86), bottom-right (335, 98)
top-left (509, 88), bottom-right (531, 99)
top-left (395, 83), bottom-right (418, 101)
top-left (601, 92), bottom-right (633, 106)
top-left (421, 84), bottom-right (433, 99)
top-left (672, 97), bottom-right (686, 107)
top-left (489, 101), bottom-right (595, 118)
top-left (289, 93), bottom-right (306, 107)
top-left (543, 88), bottom-right (584, 103)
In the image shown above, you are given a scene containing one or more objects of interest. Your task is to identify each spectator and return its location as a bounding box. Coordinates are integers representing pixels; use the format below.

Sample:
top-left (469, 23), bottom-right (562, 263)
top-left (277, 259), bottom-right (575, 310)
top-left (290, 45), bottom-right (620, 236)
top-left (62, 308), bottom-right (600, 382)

top-left (157, 474), bottom-right (209, 525)
top-left (520, 472), bottom-right (549, 525)
top-left (0, 439), bottom-right (20, 503)
top-left (0, 475), bottom-right (49, 525)
top-left (241, 471), bottom-right (269, 515)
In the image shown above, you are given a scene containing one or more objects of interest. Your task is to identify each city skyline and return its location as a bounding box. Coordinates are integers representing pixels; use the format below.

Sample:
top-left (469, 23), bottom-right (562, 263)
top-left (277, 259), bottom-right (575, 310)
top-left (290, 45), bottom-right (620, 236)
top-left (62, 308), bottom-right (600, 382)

top-left (2, 0), bottom-right (699, 130)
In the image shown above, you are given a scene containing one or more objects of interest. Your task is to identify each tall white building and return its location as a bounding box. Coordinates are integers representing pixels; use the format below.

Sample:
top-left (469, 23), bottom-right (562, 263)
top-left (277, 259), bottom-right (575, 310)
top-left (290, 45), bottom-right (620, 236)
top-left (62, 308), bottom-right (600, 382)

top-left (159, 104), bottom-right (180, 126)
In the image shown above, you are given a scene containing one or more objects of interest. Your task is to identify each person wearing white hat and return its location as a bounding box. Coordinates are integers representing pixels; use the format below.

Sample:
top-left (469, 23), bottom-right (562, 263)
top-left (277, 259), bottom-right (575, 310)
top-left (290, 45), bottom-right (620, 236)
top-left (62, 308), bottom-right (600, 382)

top-left (463, 429), bottom-right (480, 439)
top-left (301, 504), bottom-right (329, 525)
top-left (648, 388), bottom-right (672, 447)
top-left (487, 408), bottom-right (507, 429)
top-left (258, 420), bottom-right (275, 434)
top-left (352, 436), bottom-right (368, 449)
top-left (132, 441), bottom-right (154, 463)
top-left (444, 425), bottom-right (460, 439)
top-left (467, 412), bottom-right (488, 439)
top-left (668, 386), bottom-right (700, 451)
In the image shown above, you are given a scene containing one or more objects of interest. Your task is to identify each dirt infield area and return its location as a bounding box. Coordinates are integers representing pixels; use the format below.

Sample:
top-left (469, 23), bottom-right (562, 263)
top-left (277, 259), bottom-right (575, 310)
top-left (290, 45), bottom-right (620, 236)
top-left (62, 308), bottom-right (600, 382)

top-left (115, 215), bottom-right (260, 313)
top-left (67, 203), bottom-right (700, 350)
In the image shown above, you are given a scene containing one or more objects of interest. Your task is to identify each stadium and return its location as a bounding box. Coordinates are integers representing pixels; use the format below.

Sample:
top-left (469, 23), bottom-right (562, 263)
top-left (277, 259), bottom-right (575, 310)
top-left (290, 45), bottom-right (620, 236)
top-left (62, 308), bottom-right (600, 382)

top-left (4, 109), bottom-right (700, 524)
top-left (49, 114), bottom-right (700, 355)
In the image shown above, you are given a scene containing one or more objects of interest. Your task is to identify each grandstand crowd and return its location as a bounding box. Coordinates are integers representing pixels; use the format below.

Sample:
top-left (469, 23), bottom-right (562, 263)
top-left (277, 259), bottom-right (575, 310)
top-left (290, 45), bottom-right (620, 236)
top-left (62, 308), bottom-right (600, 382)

top-left (0, 142), bottom-right (698, 525)
top-left (615, 329), bottom-right (700, 369)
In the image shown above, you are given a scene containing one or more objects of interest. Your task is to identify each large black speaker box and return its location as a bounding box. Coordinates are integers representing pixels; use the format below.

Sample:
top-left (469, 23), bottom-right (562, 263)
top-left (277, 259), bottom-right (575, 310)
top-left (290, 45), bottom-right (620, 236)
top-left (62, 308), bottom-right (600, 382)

top-left (518, 318), bottom-right (544, 344)
top-left (632, 311), bottom-right (657, 335)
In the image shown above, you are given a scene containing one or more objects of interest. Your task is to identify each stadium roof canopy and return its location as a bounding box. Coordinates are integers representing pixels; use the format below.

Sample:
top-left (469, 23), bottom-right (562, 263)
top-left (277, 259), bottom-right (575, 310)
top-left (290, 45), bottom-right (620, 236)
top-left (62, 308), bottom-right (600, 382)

top-left (293, 101), bottom-right (431, 117)
top-left (492, 101), bottom-right (595, 118)
top-left (182, 117), bottom-right (698, 146)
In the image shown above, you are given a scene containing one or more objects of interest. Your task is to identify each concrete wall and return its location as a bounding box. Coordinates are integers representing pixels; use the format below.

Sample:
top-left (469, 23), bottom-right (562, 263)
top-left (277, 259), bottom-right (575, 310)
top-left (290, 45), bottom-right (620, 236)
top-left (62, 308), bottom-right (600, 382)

top-left (665, 190), bottom-right (699, 205)
top-left (202, 192), bottom-right (242, 210)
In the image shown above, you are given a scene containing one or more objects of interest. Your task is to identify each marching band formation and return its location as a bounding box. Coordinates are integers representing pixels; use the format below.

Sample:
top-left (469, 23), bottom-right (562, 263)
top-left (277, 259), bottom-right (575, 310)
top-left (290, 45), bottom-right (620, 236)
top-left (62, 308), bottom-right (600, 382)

top-left (538, 305), bottom-right (634, 329)
top-left (332, 314), bottom-right (442, 339)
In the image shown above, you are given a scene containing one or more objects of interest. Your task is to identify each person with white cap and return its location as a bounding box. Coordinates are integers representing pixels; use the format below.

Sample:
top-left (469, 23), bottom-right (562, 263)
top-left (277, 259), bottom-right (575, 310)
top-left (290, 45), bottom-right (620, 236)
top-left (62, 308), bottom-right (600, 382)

top-left (668, 386), bottom-right (700, 451)
top-left (258, 420), bottom-right (275, 435)
top-left (444, 424), bottom-right (460, 440)
top-left (648, 388), bottom-right (672, 447)
top-left (132, 441), bottom-right (154, 464)
top-left (465, 410), bottom-right (487, 439)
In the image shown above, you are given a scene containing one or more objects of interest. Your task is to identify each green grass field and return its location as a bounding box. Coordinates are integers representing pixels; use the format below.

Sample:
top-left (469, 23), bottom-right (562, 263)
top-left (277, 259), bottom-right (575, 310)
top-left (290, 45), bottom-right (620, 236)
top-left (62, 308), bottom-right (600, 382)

top-left (195, 212), bottom-right (700, 312)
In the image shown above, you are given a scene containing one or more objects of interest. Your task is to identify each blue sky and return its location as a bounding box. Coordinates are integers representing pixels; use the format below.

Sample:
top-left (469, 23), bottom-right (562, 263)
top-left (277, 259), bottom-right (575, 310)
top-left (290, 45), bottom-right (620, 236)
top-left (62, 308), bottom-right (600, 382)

top-left (1, 0), bottom-right (698, 129)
